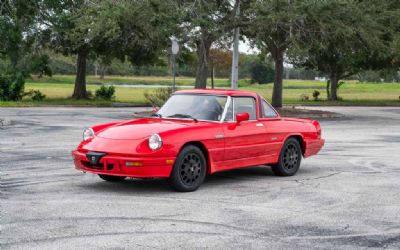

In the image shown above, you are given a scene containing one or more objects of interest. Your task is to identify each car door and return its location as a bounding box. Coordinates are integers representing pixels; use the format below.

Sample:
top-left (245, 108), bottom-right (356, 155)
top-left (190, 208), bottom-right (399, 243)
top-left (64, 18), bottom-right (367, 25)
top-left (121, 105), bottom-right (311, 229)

top-left (221, 96), bottom-right (269, 170)
top-left (258, 98), bottom-right (283, 159)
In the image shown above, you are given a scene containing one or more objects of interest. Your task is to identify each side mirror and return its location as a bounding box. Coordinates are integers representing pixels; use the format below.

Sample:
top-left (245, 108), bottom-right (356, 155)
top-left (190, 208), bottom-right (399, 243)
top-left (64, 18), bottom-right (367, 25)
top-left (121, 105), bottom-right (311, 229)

top-left (236, 112), bottom-right (249, 124)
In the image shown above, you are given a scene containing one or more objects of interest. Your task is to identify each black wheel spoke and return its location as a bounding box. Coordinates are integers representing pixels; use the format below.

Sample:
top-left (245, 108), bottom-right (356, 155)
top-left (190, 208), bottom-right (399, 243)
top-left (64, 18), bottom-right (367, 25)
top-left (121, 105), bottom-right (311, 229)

top-left (179, 153), bottom-right (203, 185)
top-left (272, 138), bottom-right (302, 177)
top-left (282, 143), bottom-right (300, 170)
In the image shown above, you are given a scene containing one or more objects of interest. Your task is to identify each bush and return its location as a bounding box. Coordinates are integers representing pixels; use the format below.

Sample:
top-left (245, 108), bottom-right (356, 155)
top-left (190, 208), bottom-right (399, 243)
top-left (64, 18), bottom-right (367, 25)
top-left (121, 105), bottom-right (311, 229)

top-left (31, 90), bottom-right (46, 101)
top-left (312, 90), bottom-right (320, 101)
top-left (300, 94), bottom-right (309, 101)
top-left (95, 85), bottom-right (115, 100)
top-left (144, 87), bottom-right (174, 107)
top-left (0, 73), bottom-right (25, 101)
top-left (24, 90), bottom-right (46, 102)
top-left (249, 61), bottom-right (274, 84)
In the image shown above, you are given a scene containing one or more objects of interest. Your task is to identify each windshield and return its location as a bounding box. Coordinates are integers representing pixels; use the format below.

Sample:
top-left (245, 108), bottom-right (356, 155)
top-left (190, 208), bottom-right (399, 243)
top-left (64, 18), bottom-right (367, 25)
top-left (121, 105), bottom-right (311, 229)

top-left (157, 94), bottom-right (227, 121)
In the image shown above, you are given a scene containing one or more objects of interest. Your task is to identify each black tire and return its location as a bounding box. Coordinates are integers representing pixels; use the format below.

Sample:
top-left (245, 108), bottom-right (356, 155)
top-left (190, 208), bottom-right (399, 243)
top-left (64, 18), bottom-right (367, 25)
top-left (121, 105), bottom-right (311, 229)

top-left (169, 145), bottom-right (207, 192)
top-left (98, 174), bottom-right (126, 182)
top-left (272, 137), bottom-right (302, 176)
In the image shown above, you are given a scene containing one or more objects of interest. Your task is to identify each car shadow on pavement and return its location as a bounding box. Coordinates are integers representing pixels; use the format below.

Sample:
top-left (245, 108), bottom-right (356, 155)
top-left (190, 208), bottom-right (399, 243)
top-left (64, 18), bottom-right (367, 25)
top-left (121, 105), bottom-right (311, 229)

top-left (78, 178), bottom-right (171, 194)
top-left (202, 166), bottom-right (279, 188)
top-left (77, 165), bottom-right (287, 194)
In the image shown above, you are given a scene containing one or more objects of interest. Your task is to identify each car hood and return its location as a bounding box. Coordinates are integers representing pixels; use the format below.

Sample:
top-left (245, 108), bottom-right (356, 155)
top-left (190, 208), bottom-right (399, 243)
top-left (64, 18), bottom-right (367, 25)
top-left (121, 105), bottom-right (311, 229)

top-left (95, 118), bottom-right (194, 140)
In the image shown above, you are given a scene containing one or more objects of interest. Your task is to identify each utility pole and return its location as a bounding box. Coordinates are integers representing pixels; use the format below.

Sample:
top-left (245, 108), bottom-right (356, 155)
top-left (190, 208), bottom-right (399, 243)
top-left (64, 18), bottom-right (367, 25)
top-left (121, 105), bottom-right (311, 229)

top-left (231, 0), bottom-right (240, 89)
top-left (171, 38), bottom-right (179, 92)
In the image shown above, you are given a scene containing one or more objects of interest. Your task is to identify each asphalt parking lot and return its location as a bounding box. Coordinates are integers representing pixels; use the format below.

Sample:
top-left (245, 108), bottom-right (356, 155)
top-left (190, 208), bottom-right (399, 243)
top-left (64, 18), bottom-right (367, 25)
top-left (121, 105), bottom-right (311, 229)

top-left (1, 106), bottom-right (399, 249)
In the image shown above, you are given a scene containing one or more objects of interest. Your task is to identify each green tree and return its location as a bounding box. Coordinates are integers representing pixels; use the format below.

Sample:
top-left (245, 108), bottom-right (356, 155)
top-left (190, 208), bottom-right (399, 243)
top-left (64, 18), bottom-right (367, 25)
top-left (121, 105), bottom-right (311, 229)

top-left (289, 0), bottom-right (399, 100)
top-left (40, 0), bottom-right (88, 99)
top-left (178, 0), bottom-right (244, 88)
top-left (0, 0), bottom-right (47, 101)
top-left (0, 0), bottom-right (40, 72)
top-left (42, 0), bottom-right (176, 99)
top-left (249, 58), bottom-right (274, 84)
top-left (245, 0), bottom-right (307, 107)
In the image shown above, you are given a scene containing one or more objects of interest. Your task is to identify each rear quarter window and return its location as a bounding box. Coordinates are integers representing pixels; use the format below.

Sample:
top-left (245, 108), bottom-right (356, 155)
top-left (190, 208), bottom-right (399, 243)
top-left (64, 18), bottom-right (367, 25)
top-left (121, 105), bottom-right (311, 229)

top-left (262, 100), bottom-right (278, 118)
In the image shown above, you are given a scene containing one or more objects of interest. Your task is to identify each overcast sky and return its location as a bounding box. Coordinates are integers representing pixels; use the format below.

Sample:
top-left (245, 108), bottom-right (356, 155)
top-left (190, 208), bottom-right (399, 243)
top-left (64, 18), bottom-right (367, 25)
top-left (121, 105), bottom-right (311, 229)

top-left (238, 38), bottom-right (259, 54)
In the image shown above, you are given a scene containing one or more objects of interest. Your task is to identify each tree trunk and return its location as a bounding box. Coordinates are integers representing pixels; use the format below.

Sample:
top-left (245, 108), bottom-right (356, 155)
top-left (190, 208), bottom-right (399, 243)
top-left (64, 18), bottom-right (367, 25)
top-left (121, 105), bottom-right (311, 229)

top-left (94, 62), bottom-right (98, 77)
top-left (271, 50), bottom-right (284, 108)
top-left (329, 74), bottom-right (339, 100)
top-left (100, 65), bottom-right (106, 80)
top-left (195, 39), bottom-right (212, 89)
top-left (72, 49), bottom-right (88, 99)
top-left (211, 61), bottom-right (214, 89)
top-left (326, 80), bottom-right (330, 100)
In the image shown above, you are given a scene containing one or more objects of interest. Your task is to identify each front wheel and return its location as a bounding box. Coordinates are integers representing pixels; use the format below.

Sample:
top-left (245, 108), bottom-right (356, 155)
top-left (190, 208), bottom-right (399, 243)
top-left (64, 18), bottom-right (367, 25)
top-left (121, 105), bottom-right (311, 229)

top-left (98, 174), bottom-right (126, 182)
top-left (169, 145), bottom-right (207, 192)
top-left (272, 138), bottom-right (302, 176)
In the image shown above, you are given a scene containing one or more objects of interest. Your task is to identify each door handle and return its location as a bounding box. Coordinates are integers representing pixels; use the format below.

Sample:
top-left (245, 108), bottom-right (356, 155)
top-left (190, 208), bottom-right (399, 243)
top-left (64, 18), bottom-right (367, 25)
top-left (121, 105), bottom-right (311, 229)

top-left (256, 123), bottom-right (264, 127)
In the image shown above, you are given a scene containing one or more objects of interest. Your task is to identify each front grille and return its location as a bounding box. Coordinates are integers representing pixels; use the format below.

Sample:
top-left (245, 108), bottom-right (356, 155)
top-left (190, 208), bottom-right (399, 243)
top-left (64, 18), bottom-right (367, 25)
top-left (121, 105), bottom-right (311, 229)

top-left (81, 161), bottom-right (104, 170)
top-left (80, 161), bottom-right (114, 170)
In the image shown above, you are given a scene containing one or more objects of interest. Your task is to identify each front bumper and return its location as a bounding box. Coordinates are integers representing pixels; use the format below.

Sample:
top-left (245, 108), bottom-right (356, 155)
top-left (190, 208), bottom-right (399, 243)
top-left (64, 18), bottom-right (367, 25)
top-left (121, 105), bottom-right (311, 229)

top-left (72, 150), bottom-right (174, 178)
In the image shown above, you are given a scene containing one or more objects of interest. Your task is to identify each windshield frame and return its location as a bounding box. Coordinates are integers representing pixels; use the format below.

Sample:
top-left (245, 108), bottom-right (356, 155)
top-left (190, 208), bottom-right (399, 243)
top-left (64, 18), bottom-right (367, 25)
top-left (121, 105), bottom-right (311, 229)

top-left (156, 93), bottom-right (231, 123)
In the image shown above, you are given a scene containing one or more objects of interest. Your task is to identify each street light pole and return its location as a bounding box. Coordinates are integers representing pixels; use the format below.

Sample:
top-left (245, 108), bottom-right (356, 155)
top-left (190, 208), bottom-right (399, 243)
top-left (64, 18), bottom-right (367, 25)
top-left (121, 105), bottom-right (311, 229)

top-left (231, 0), bottom-right (240, 89)
top-left (172, 54), bottom-right (176, 92)
top-left (171, 38), bottom-right (179, 92)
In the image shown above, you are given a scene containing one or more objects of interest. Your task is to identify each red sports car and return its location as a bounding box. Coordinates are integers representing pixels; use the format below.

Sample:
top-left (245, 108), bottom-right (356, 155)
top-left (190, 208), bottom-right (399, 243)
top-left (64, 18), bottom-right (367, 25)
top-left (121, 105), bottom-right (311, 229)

top-left (72, 89), bottom-right (324, 192)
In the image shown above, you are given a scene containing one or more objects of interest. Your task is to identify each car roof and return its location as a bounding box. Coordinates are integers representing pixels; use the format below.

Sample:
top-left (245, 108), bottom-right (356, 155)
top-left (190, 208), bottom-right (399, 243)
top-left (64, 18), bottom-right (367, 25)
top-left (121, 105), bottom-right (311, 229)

top-left (175, 88), bottom-right (258, 98)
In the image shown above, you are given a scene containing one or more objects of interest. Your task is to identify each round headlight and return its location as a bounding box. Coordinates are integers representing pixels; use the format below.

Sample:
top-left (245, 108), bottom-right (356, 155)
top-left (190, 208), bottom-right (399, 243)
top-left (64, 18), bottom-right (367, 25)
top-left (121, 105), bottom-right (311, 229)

top-left (83, 128), bottom-right (94, 141)
top-left (149, 133), bottom-right (162, 150)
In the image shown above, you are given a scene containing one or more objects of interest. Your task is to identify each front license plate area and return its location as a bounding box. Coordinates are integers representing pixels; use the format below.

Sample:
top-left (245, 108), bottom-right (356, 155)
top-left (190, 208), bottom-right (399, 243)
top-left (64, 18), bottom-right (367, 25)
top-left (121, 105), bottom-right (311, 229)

top-left (86, 151), bottom-right (106, 165)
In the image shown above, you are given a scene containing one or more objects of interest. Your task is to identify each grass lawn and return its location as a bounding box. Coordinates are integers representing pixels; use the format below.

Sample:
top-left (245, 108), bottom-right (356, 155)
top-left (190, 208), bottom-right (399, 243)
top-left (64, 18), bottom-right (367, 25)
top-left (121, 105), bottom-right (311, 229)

top-left (1, 75), bottom-right (399, 106)
top-left (26, 74), bottom-right (232, 87)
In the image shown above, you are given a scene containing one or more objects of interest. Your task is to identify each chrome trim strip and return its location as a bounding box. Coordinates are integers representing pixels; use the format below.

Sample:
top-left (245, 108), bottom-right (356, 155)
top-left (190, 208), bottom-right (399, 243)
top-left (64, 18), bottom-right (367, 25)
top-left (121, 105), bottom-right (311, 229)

top-left (232, 96), bottom-right (236, 121)
top-left (220, 96), bottom-right (231, 123)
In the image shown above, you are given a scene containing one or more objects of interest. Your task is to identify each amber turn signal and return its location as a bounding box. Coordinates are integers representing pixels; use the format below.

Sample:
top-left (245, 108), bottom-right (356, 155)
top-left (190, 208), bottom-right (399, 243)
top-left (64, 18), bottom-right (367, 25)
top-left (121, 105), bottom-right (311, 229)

top-left (126, 161), bottom-right (142, 167)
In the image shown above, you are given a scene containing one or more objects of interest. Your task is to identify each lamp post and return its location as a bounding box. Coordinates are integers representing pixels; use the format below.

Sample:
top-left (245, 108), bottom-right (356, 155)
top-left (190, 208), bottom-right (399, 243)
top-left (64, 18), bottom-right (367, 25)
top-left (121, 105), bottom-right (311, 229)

top-left (171, 38), bottom-right (179, 92)
top-left (231, 0), bottom-right (240, 89)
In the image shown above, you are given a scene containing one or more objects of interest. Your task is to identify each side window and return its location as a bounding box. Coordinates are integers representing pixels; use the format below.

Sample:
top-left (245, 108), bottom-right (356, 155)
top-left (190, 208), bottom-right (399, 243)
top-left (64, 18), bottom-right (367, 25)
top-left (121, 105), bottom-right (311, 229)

top-left (234, 97), bottom-right (257, 120)
top-left (262, 100), bottom-right (278, 118)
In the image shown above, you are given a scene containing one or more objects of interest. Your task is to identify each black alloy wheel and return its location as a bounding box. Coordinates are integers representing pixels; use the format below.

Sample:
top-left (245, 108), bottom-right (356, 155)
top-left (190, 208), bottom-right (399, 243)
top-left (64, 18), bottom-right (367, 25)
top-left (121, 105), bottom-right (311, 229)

top-left (283, 143), bottom-right (300, 171)
top-left (180, 153), bottom-right (202, 185)
top-left (272, 138), bottom-right (302, 176)
top-left (169, 145), bottom-right (206, 192)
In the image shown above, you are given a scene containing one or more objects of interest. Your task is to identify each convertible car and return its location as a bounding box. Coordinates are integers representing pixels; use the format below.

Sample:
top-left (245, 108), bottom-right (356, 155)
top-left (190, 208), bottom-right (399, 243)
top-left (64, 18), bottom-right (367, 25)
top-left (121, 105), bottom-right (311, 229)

top-left (72, 89), bottom-right (324, 192)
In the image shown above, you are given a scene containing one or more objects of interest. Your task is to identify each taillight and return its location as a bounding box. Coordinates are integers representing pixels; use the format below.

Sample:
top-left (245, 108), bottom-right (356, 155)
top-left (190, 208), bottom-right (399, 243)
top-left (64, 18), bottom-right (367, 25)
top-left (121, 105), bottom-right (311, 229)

top-left (312, 120), bottom-right (322, 138)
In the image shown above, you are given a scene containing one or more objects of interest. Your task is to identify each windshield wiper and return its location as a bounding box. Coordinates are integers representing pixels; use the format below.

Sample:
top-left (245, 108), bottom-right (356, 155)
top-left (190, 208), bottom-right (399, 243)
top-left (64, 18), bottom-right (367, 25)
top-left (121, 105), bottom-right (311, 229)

top-left (151, 113), bottom-right (162, 118)
top-left (167, 113), bottom-right (198, 122)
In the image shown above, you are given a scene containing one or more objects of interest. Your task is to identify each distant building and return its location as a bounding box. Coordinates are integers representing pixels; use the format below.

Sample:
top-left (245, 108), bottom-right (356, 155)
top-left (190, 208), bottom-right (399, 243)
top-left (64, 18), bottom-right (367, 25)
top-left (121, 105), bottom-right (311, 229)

top-left (315, 77), bottom-right (327, 81)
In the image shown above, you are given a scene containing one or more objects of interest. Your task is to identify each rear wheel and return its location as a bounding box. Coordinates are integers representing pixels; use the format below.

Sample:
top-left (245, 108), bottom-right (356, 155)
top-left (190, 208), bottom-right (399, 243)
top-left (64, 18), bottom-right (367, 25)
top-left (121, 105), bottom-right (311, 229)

top-left (272, 138), bottom-right (302, 176)
top-left (98, 174), bottom-right (126, 182)
top-left (169, 145), bottom-right (206, 192)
